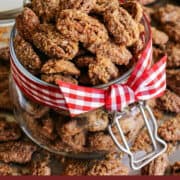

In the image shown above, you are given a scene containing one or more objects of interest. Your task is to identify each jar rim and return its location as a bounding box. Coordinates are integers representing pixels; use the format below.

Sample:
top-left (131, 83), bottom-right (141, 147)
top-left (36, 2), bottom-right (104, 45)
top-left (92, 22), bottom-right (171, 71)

top-left (10, 15), bottom-right (151, 89)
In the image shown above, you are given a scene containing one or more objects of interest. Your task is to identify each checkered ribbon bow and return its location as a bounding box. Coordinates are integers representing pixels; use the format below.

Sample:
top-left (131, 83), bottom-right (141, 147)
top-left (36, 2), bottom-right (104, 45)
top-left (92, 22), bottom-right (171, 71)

top-left (57, 40), bottom-right (167, 116)
top-left (11, 37), bottom-right (167, 117)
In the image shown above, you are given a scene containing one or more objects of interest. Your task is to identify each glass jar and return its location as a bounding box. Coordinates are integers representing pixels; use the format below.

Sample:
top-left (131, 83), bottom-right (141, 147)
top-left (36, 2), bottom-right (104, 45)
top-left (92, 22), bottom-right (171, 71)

top-left (9, 13), bottom-right (167, 170)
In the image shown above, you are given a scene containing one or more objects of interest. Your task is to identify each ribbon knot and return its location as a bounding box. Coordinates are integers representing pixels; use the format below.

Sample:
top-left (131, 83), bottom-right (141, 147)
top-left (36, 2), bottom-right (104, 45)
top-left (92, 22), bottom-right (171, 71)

top-left (58, 39), bottom-right (167, 117)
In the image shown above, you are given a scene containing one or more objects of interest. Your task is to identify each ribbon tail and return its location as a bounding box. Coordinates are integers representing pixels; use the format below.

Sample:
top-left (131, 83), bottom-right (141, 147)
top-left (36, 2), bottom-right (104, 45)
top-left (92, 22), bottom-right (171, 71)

top-left (134, 55), bottom-right (167, 100)
top-left (57, 80), bottom-right (105, 117)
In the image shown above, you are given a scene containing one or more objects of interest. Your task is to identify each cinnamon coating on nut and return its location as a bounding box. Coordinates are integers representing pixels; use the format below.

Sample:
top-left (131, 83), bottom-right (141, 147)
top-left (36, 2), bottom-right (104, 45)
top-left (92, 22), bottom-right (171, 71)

top-left (59, 0), bottom-right (97, 13)
top-left (153, 4), bottom-right (180, 24)
top-left (76, 56), bottom-right (95, 68)
top-left (152, 27), bottom-right (169, 45)
top-left (87, 109), bottom-right (109, 132)
top-left (163, 23), bottom-right (180, 43)
top-left (41, 59), bottom-right (80, 76)
top-left (88, 56), bottom-right (119, 85)
top-left (32, 0), bottom-right (59, 22)
top-left (0, 141), bottom-right (37, 164)
top-left (87, 155), bottom-right (129, 176)
top-left (0, 118), bottom-right (21, 142)
top-left (156, 90), bottom-right (180, 114)
top-left (158, 115), bottom-right (180, 142)
top-left (103, 6), bottom-right (140, 46)
top-left (16, 7), bottom-right (40, 42)
top-left (93, 0), bottom-right (120, 14)
top-left (120, 0), bottom-right (143, 23)
top-left (14, 35), bottom-right (42, 75)
top-left (56, 10), bottom-right (109, 47)
top-left (88, 132), bottom-right (116, 152)
top-left (87, 41), bottom-right (132, 65)
top-left (0, 163), bottom-right (21, 176)
top-left (32, 24), bottom-right (79, 60)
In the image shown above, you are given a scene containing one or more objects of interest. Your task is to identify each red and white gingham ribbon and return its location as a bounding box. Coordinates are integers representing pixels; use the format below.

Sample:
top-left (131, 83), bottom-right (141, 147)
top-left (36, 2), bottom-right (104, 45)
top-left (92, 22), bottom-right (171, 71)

top-left (11, 37), bottom-right (167, 117)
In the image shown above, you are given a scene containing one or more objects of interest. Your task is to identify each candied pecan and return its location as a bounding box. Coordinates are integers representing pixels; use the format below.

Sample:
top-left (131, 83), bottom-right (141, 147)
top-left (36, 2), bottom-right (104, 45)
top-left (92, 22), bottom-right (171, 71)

top-left (0, 141), bottom-right (37, 164)
top-left (57, 118), bottom-right (87, 138)
top-left (16, 7), bottom-right (40, 42)
top-left (41, 59), bottom-right (80, 76)
top-left (93, 0), bottom-right (119, 14)
top-left (32, 0), bottom-right (59, 22)
top-left (171, 162), bottom-right (180, 175)
top-left (88, 132), bottom-right (116, 152)
top-left (87, 41), bottom-right (132, 66)
top-left (59, 0), bottom-right (96, 13)
top-left (0, 47), bottom-right (10, 62)
top-left (87, 155), bottom-right (129, 176)
top-left (29, 152), bottom-right (51, 176)
top-left (88, 56), bottom-right (119, 85)
top-left (41, 74), bottom-right (78, 85)
top-left (156, 90), bottom-right (180, 113)
top-left (32, 24), bottom-right (79, 60)
top-left (63, 159), bottom-right (93, 176)
top-left (103, 6), bottom-right (140, 46)
top-left (158, 115), bottom-right (180, 142)
top-left (132, 129), bottom-right (152, 153)
top-left (0, 65), bottom-right (9, 81)
top-left (14, 35), bottom-right (42, 74)
top-left (0, 163), bottom-right (21, 176)
top-left (25, 113), bottom-right (57, 141)
top-left (76, 56), bottom-right (95, 68)
top-left (152, 27), bottom-right (169, 45)
top-left (61, 132), bottom-right (86, 151)
top-left (163, 23), bottom-right (180, 43)
top-left (131, 38), bottom-right (144, 55)
top-left (153, 4), bottom-right (180, 24)
top-left (0, 118), bottom-right (21, 142)
top-left (141, 153), bottom-right (169, 175)
top-left (87, 109), bottom-right (109, 132)
top-left (167, 69), bottom-right (180, 96)
top-left (56, 10), bottom-right (109, 47)
top-left (0, 89), bottom-right (13, 111)
top-left (121, 0), bottom-right (143, 22)
top-left (166, 43), bottom-right (180, 69)
top-left (23, 100), bottom-right (50, 119)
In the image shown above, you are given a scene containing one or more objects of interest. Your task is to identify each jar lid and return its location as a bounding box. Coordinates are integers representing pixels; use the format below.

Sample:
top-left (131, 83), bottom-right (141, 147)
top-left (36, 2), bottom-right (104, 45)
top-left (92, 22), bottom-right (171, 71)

top-left (0, 0), bottom-right (29, 27)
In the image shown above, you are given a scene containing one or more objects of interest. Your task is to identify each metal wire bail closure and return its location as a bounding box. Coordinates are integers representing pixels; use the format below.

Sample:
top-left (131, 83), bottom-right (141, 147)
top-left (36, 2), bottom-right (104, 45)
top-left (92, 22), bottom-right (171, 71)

top-left (108, 101), bottom-right (167, 170)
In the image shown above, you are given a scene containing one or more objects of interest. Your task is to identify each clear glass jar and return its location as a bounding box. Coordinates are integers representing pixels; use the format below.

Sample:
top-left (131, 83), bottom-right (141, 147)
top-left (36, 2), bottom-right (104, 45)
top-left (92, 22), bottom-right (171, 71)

top-left (9, 15), bottom-right (151, 159)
